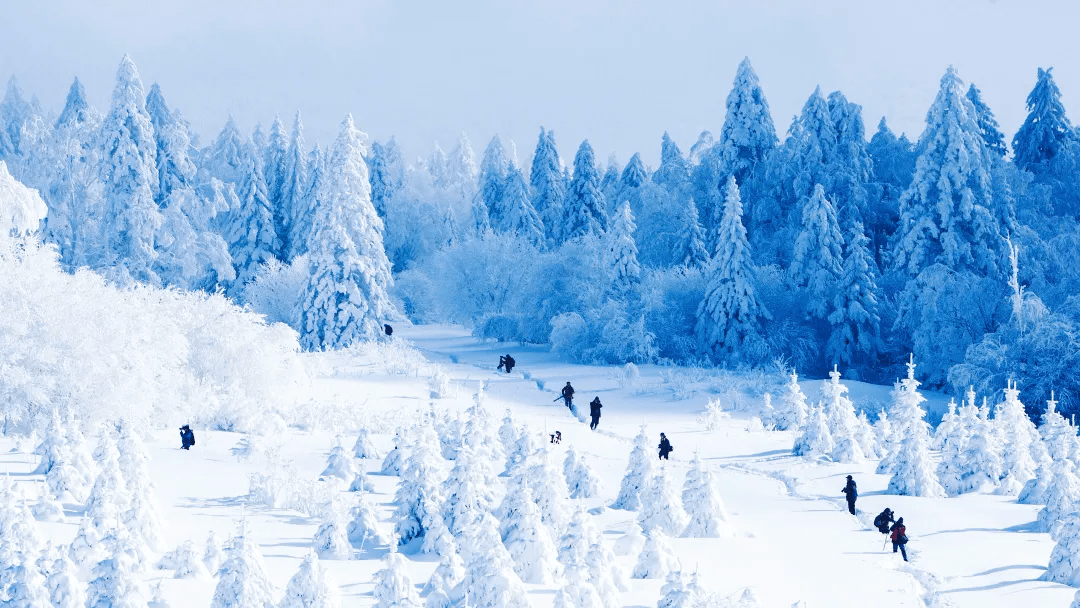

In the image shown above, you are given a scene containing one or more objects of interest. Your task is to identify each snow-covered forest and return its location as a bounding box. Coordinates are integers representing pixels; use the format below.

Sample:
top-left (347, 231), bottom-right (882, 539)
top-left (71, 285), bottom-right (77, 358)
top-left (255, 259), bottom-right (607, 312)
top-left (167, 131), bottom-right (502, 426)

top-left (3, 55), bottom-right (1077, 419)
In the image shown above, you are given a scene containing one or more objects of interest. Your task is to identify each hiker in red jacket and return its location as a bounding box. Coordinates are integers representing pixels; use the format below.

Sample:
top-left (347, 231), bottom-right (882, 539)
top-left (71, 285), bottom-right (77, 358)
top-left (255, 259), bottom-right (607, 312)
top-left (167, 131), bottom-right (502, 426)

top-left (890, 517), bottom-right (909, 562)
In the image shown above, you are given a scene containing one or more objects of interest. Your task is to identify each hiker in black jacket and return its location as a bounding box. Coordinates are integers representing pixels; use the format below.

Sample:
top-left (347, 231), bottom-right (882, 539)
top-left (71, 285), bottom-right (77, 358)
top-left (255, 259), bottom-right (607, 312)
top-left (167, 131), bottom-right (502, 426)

top-left (841, 475), bottom-right (857, 515)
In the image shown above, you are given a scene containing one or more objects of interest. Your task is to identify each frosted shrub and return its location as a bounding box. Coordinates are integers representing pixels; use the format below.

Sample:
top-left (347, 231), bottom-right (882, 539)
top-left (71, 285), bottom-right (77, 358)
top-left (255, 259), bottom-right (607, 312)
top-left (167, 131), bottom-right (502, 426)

top-left (682, 455), bottom-right (731, 537)
top-left (319, 445), bottom-right (359, 481)
top-left (632, 528), bottom-right (679, 579)
top-left (563, 446), bottom-right (601, 499)
top-left (347, 492), bottom-right (389, 547)
top-left (372, 546), bottom-right (421, 608)
top-left (211, 528), bottom-right (276, 608)
top-left (427, 366), bottom-right (452, 399)
top-left (313, 507), bottom-right (353, 560)
top-left (638, 467), bottom-right (689, 536)
top-left (280, 551), bottom-right (341, 608)
top-left (613, 426), bottom-right (658, 511)
top-left (773, 372), bottom-right (809, 431)
top-left (240, 255), bottom-right (310, 328)
top-left (697, 398), bottom-right (731, 431)
top-left (160, 540), bottom-right (209, 579)
top-left (352, 428), bottom-right (380, 459)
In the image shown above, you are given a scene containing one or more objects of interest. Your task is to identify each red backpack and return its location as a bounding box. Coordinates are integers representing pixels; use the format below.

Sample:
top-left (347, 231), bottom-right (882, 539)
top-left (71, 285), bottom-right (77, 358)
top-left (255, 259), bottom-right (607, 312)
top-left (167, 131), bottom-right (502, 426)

top-left (891, 525), bottom-right (908, 544)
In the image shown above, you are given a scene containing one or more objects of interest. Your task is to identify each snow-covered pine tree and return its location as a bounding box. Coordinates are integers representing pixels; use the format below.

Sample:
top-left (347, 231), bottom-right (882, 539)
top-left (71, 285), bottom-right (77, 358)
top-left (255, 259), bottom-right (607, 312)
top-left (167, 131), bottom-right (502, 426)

top-left (498, 410), bottom-right (520, 457)
top-left (606, 201), bottom-right (641, 296)
top-left (563, 446), bottom-right (601, 499)
top-left (312, 505), bottom-right (352, 560)
top-left (818, 366), bottom-right (865, 463)
top-left (288, 144), bottom-right (323, 260)
top-left (530, 127), bottom-right (565, 245)
top-left (792, 404), bottom-right (833, 458)
top-left (682, 454), bottom-right (731, 537)
top-left (553, 565), bottom-right (604, 608)
top-left (528, 447), bottom-right (573, 537)
top-left (892, 67), bottom-right (1001, 276)
top-left (263, 116), bottom-right (289, 250)
top-left (145, 83), bottom-right (233, 290)
top-left (672, 196), bottom-right (709, 269)
top-left (211, 524), bottom-right (276, 608)
top-left (936, 398), bottom-right (971, 496)
top-left (393, 423), bottom-right (446, 545)
top-left (46, 547), bottom-right (86, 608)
top-left (696, 176), bottom-right (767, 361)
top-left (885, 357), bottom-right (945, 497)
top-left (790, 184), bottom-right (843, 319)
top-left (951, 391), bottom-right (1003, 494)
top-left (99, 55), bottom-right (163, 286)
top-left (279, 551), bottom-right (341, 608)
top-left (500, 483), bottom-right (561, 584)
top-left (631, 528), bottom-right (679, 580)
top-left (638, 466), bottom-right (689, 536)
top-left (163, 540), bottom-right (209, 579)
top-left (456, 513), bottom-right (531, 608)
top-left (278, 112), bottom-right (308, 261)
top-left (994, 380), bottom-right (1039, 496)
top-left (203, 531), bottom-right (225, 574)
top-left (380, 427), bottom-right (408, 476)
top-left (559, 139), bottom-right (608, 243)
top-left (298, 115), bottom-right (395, 350)
top-left (717, 57), bottom-right (778, 192)
top-left (613, 426), bottom-right (659, 511)
top-left (477, 135), bottom-right (510, 227)
top-left (1013, 67), bottom-right (1073, 175)
top-left (1043, 510), bottom-right (1080, 587)
top-left (225, 143), bottom-right (279, 296)
top-left (442, 443), bottom-right (497, 536)
top-left (84, 542), bottom-right (149, 608)
top-left (774, 371), bottom-right (809, 431)
top-left (347, 490), bottom-right (390, 547)
top-left (1035, 451), bottom-right (1080, 534)
top-left (372, 544), bottom-right (421, 608)
top-left (320, 445), bottom-right (359, 481)
top-left (826, 218), bottom-right (882, 368)
top-left (966, 84), bottom-right (1007, 159)
top-left (367, 138), bottom-right (403, 222)
top-left (500, 166), bottom-right (545, 246)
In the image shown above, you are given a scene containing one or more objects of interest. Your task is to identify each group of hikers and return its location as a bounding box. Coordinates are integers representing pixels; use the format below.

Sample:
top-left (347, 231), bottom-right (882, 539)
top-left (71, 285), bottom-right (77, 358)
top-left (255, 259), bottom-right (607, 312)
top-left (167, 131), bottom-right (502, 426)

top-left (842, 475), bottom-right (909, 562)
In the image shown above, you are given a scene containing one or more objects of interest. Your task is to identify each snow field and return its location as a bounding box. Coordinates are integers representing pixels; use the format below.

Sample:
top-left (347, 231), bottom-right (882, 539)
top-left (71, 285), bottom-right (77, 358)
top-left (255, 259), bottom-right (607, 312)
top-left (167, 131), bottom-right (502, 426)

top-left (1, 324), bottom-right (1077, 607)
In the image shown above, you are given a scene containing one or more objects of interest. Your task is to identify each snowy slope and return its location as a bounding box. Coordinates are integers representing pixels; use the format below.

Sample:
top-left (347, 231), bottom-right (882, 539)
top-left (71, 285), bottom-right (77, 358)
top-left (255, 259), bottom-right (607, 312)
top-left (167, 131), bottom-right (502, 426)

top-left (4, 324), bottom-right (1075, 607)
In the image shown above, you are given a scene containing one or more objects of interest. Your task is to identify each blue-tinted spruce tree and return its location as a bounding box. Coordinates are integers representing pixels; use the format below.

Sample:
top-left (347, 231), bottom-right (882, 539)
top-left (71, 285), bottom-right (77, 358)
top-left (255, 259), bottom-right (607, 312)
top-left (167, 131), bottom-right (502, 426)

top-left (696, 177), bottom-right (768, 362)
top-left (100, 56), bottom-right (163, 286)
top-left (560, 140), bottom-right (608, 242)
top-left (279, 112), bottom-right (308, 261)
top-left (967, 84), bottom-right (1007, 159)
top-left (298, 115), bottom-right (395, 350)
top-left (827, 217), bottom-right (883, 370)
top-left (790, 184), bottom-right (844, 320)
top-left (288, 145), bottom-right (324, 261)
top-left (501, 166), bottom-right (545, 246)
top-left (892, 67), bottom-right (1002, 277)
top-left (530, 128), bottom-right (564, 244)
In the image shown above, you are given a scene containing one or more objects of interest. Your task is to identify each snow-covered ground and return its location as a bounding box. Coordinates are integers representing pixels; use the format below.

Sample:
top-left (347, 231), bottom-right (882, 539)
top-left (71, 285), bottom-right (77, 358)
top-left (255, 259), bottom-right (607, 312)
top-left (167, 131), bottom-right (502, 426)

top-left (6, 324), bottom-right (1076, 607)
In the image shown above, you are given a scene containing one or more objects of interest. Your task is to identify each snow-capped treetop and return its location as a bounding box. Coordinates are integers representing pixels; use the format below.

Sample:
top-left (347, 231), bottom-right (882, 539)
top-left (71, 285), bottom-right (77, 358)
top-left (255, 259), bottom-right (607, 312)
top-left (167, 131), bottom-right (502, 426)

top-left (561, 139), bottom-right (608, 242)
top-left (56, 77), bottom-right (97, 130)
top-left (718, 57), bottom-right (778, 184)
top-left (606, 201), bottom-right (641, 296)
top-left (530, 127), bottom-right (565, 242)
top-left (790, 184), bottom-right (843, 318)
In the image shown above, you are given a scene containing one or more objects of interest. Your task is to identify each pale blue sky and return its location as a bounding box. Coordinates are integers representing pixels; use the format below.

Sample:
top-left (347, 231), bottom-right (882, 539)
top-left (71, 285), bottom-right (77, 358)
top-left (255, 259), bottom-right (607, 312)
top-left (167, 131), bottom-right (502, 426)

top-left (2, 0), bottom-right (1077, 166)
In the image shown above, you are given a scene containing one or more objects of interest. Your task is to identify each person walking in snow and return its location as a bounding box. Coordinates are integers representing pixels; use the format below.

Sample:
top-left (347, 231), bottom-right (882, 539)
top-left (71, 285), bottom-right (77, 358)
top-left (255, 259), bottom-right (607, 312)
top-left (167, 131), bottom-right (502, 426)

top-left (504, 354), bottom-right (515, 373)
top-left (383, 324), bottom-right (393, 336)
top-left (561, 382), bottom-right (575, 410)
top-left (180, 424), bottom-right (195, 450)
top-left (890, 518), bottom-right (909, 562)
top-left (841, 475), bottom-right (857, 515)
top-left (589, 397), bottom-right (602, 430)
top-left (874, 508), bottom-right (895, 534)
top-left (658, 433), bottom-right (673, 460)
top-left (498, 355), bottom-right (507, 372)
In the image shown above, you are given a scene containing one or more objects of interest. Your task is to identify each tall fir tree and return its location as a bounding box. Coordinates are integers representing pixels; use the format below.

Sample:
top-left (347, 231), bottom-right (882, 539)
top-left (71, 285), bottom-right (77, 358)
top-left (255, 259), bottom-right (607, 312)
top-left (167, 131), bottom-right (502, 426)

top-left (695, 177), bottom-right (767, 361)
top-left (789, 183), bottom-right (844, 319)
top-left (717, 57), bottom-right (778, 188)
top-left (1013, 67), bottom-right (1073, 175)
top-left (826, 218), bottom-right (882, 368)
top-left (100, 55), bottom-right (163, 286)
top-left (279, 112), bottom-right (308, 261)
top-left (606, 201), bottom-right (641, 297)
top-left (264, 115), bottom-right (289, 255)
top-left (366, 138), bottom-right (403, 221)
top-left (477, 135), bottom-right (510, 228)
top-left (672, 197), bottom-right (709, 269)
top-left (289, 144), bottom-right (324, 260)
top-left (892, 67), bottom-right (1001, 276)
top-left (298, 115), bottom-right (395, 350)
top-left (561, 139), bottom-right (608, 242)
top-left (966, 84), bottom-right (1007, 159)
top-left (225, 142), bottom-right (279, 295)
top-left (530, 127), bottom-right (563, 243)
top-left (501, 166), bottom-right (545, 246)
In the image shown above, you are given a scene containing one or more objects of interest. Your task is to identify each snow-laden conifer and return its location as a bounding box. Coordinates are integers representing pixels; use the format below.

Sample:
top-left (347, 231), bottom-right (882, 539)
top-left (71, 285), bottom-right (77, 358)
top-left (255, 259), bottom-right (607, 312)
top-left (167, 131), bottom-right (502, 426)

top-left (1044, 510), bottom-right (1080, 587)
top-left (528, 447), bottom-right (572, 537)
top-left (320, 445), bottom-right (359, 482)
top-left (211, 524), bottom-right (276, 608)
top-left (279, 551), bottom-right (341, 608)
top-left (563, 446), bottom-right (601, 499)
top-left (818, 367), bottom-right (865, 463)
top-left (885, 357), bottom-right (945, 497)
top-left (352, 428), bottom-right (379, 459)
top-left (632, 528), bottom-right (679, 580)
top-left (99, 56), bottom-right (162, 286)
top-left (559, 139), bottom-right (607, 243)
top-left (393, 423), bottom-right (445, 545)
top-left (225, 144), bottom-right (279, 295)
top-left (372, 543), bottom-right (421, 608)
top-left (84, 546), bottom-right (149, 608)
top-left (606, 201), bottom-right (641, 296)
top-left (456, 513), bottom-right (531, 608)
top-left (46, 547), bottom-right (85, 608)
top-left (994, 380), bottom-right (1039, 496)
top-left (347, 491), bottom-right (389, 548)
top-left (790, 184), bottom-right (843, 319)
top-left (500, 483), bottom-right (560, 584)
top-left (774, 371), bottom-right (809, 431)
top-left (682, 454), bottom-right (731, 538)
top-left (380, 428), bottom-right (408, 476)
top-left (696, 176), bottom-right (767, 360)
top-left (530, 128), bottom-right (564, 244)
top-left (501, 167), bottom-right (545, 246)
top-left (827, 218), bottom-right (882, 367)
top-left (298, 115), bottom-right (395, 350)
top-left (792, 404), bottom-right (832, 458)
top-left (312, 504), bottom-right (353, 560)
top-left (613, 426), bottom-right (659, 511)
top-left (638, 466), bottom-right (689, 536)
